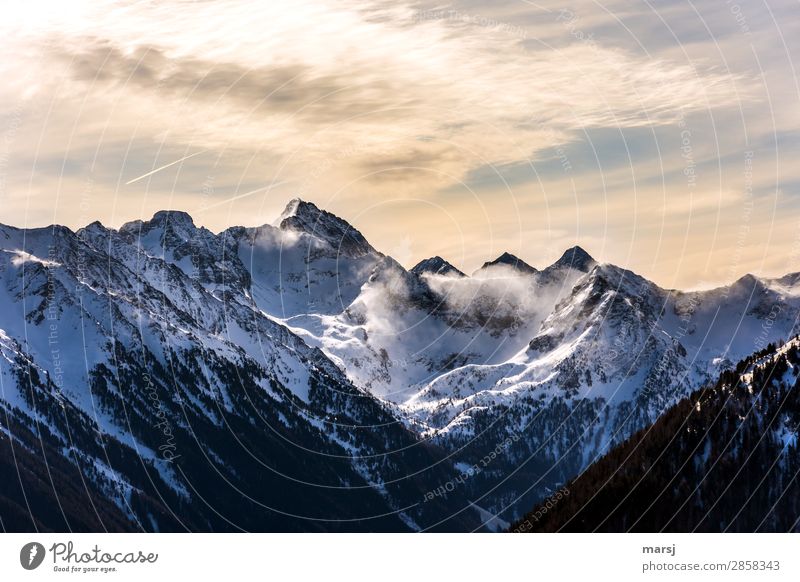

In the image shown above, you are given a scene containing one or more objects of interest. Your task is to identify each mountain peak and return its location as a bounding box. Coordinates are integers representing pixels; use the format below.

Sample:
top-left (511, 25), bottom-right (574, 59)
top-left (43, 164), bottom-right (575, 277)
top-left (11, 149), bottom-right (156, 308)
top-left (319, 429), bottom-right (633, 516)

top-left (77, 220), bottom-right (111, 248)
top-left (411, 256), bottom-right (465, 278)
top-left (477, 252), bottom-right (537, 275)
top-left (730, 273), bottom-right (765, 292)
top-left (120, 210), bottom-right (196, 234)
top-left (275, 198), bottom-right (376, 258)
top-left (547, 245), bottom-right (596, 272)
top-left (81, 220), bottom-right (108, 234)
top-left (151, 210), bottom-right (195, 228)
top-left (276, 198), bottom-right (320, 224)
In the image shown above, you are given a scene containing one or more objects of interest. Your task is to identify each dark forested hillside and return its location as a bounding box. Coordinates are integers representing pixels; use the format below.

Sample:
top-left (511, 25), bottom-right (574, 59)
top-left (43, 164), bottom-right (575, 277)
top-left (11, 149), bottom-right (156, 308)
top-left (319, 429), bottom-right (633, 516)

top-left (513, 339), bottom-right (800, 533)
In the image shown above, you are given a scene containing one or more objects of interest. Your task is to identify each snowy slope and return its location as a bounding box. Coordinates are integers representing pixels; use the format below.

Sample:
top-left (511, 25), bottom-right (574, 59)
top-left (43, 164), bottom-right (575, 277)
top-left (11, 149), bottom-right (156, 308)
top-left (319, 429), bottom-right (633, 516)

top-left (224, 199), bottom-right (382, 318)
top-left (281, 250), bottom-right (591, 402)
top-left (0, 218), bottom-right (479, 532)
top-left (2, 198), bottom-right (798, 529)
top-left (397, 262), bottom-right (800, 521)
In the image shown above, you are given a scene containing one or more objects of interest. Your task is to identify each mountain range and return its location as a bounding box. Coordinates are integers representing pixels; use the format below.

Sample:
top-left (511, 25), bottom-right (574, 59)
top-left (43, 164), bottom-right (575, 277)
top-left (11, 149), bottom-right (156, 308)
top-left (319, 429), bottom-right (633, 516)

top-left (0, 198), bottom-right (797, 531)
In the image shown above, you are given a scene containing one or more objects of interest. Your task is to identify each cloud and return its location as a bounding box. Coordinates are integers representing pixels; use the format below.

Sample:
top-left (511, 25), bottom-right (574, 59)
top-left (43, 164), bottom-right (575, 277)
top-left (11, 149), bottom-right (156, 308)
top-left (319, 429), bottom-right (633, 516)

top-left (2, 1), bottom-right (746, 161)
top-left (0, 0), bottom-right (793, 290)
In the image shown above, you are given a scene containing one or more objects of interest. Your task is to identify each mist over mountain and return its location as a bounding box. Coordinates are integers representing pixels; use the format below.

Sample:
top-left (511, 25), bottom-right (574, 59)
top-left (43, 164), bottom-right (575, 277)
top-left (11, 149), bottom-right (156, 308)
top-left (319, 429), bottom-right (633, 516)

top-left (1, 199), bottom-right (797, 531)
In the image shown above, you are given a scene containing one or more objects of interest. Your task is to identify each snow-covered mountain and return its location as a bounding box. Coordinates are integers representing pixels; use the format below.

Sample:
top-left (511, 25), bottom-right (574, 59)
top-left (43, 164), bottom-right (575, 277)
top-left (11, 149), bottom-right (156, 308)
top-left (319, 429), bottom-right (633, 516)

top-left (0, 215), bottom-right (479, 531)
top-left (401, 262), bottom-right (799, 520)
top-left (514, 336), bottom-right (800, 532)
top-left (1, 198), bottom-right (797, 530)
top-left (475, 252), bottom-right (538, 275)
top-left (411, 256), bottom-right (465, 278)
top-left (224, 199), bottom-right (383, 318)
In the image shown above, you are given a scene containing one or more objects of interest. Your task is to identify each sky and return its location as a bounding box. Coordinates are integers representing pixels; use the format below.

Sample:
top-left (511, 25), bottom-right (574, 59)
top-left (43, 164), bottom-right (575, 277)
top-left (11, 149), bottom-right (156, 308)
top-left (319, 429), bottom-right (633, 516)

top-left (1, 0), bottom-right (799, 289)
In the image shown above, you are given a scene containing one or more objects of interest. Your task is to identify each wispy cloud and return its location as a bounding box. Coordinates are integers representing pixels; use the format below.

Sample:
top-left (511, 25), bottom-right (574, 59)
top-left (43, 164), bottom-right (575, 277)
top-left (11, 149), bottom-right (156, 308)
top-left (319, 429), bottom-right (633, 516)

top-left (0, 0), bottom-right (795, 288)
top-left (191, 181), bottom-right (291, 213)
top-left (125, 150), bottom-right (206, 185)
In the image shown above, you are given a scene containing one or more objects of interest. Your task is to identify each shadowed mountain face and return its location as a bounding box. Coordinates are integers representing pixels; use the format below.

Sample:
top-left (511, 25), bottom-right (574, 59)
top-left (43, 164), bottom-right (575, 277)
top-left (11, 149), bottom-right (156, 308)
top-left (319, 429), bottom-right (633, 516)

top-left (411, 256), bottom-right (465, 278)
top-left (275, 198), bottom-right (378, 259)
top-left (513, 338), bottom-right (800, 533)
top-left (543, 246), bottom-right (596, 274)
top-left (475, 252), bottom-right (538, 275)
top-left (1, 199), bottom-right (798, 531)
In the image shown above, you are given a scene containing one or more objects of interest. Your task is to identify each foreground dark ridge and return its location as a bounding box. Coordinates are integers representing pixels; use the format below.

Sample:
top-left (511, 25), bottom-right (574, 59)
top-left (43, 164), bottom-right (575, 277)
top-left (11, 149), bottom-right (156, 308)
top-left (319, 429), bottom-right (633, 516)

top-left (512, 337), bottom-right (800, 533)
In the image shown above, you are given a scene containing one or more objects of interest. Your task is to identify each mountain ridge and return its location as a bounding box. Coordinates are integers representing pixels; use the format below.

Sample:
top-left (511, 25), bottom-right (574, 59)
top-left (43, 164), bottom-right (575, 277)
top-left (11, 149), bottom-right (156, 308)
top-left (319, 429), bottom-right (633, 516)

top-left (2, 201), bottom-right (598, 284)
top-left (2, 198), bottom-right (799, 530)
top-left (10, 201), bottom-right (788, 291)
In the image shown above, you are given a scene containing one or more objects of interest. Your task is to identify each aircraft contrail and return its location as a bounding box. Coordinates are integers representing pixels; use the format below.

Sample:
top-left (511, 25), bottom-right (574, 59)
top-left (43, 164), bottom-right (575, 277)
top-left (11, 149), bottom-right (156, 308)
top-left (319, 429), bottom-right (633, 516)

top-left (191, 181), bottom-right (291, 213)
top-left (125, 150), bottom-right (207, 185)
